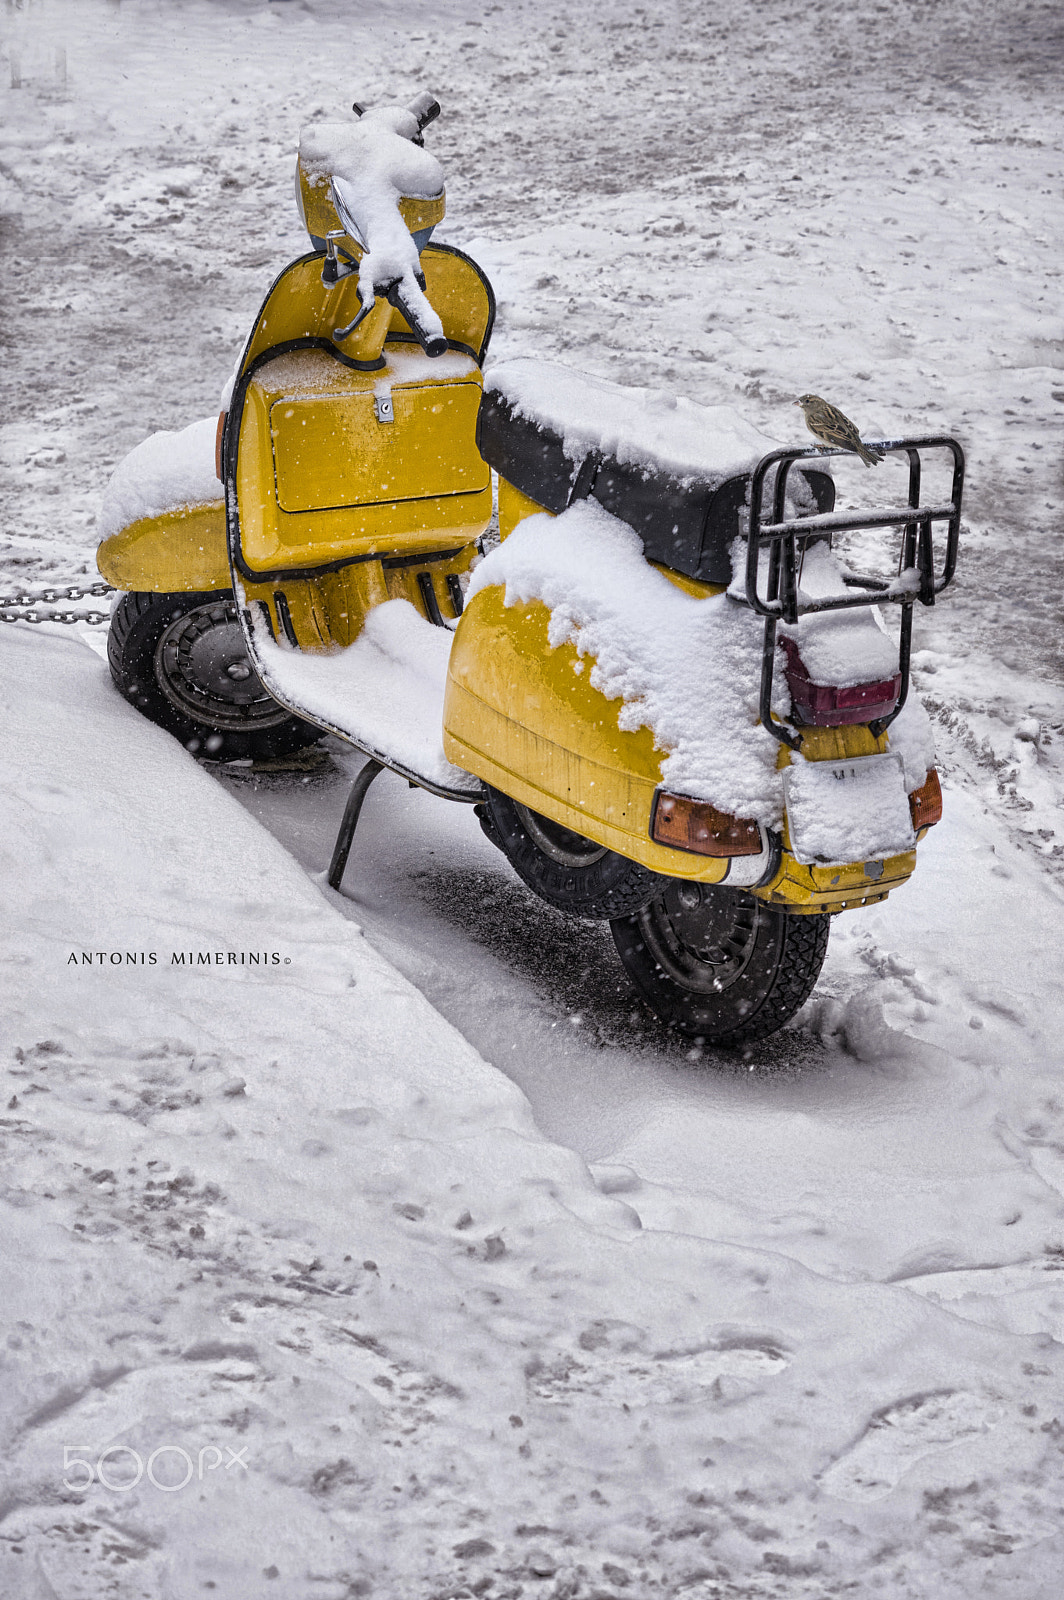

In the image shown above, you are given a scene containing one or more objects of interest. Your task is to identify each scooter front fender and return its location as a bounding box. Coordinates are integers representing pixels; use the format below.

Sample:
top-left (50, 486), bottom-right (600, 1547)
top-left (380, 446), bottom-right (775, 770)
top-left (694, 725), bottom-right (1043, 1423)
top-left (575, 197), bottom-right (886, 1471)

top-left (97, 501), bottom-right (229, 594)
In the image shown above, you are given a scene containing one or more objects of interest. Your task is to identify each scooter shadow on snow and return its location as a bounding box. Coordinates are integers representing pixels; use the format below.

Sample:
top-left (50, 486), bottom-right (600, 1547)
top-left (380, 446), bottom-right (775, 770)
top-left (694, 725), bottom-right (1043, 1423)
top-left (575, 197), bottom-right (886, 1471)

top-left (212, 754), bottom-right (830, 1078)
top-left (403, 859), bottom-right (830, 1077)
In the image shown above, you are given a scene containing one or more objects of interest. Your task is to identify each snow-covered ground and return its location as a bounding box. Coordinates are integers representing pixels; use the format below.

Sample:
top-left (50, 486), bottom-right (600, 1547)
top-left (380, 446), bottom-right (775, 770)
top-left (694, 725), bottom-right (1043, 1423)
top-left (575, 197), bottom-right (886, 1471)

top-left (2, 1), bottom-right (1064, 1596)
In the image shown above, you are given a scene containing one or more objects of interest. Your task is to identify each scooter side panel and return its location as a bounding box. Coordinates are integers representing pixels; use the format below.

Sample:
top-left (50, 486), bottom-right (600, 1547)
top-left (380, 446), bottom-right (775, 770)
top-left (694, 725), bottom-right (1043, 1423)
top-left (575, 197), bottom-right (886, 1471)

top-left (97, 503), bottom-right (229, 593)
top-left (443, 585), bottom-right (732, 884)
top-left (445, 587), bottom-right (924, 908)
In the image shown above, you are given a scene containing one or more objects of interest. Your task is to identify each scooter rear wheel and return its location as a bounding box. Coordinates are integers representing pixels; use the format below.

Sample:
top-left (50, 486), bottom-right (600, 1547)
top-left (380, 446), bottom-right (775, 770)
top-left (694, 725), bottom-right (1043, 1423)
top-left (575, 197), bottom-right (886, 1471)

top-left (483, 785), bottom-right (666, 918)
top-left (611, 882), bottom-right (829, 1044)
top-left (108, 590), bottom-right (322, 761)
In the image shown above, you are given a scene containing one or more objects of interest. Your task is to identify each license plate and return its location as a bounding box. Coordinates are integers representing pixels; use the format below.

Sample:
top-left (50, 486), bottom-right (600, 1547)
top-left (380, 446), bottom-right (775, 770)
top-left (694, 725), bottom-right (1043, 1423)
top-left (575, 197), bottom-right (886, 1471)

top-left (781, 752), bottom-right (916, 867)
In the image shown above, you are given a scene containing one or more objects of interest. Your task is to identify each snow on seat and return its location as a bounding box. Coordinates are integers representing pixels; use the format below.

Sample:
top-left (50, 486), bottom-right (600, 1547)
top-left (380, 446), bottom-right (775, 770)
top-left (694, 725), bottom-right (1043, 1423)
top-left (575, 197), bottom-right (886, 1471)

top-left (250, 596), bottom-right (479, 796)
top-left (478, 358), bottom-right (831, 585)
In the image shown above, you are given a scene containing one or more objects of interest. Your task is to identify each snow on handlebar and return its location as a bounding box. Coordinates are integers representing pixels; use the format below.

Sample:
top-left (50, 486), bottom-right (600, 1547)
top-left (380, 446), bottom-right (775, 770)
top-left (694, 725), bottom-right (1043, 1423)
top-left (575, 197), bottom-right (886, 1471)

top-left (352, 91), bottom-right (441, 138)
top-left (299, 101), bottom-right (447, 358)
top-left (330, 175), bottom-right (446, 356)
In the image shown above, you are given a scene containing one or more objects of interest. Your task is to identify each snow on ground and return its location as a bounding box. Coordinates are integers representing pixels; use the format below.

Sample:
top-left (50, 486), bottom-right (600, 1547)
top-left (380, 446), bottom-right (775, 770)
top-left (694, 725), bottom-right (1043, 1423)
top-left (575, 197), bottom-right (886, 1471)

top-left (5, 615), bottom-right (1064, 1599)
top-left (2, 0), bottom-right (1064, 1595)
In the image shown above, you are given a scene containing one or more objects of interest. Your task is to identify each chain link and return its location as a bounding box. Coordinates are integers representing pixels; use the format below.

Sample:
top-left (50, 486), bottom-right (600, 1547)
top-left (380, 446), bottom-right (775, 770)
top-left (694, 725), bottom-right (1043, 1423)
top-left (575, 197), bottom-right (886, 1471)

top-left (0, 580), bottom-right (115, 627)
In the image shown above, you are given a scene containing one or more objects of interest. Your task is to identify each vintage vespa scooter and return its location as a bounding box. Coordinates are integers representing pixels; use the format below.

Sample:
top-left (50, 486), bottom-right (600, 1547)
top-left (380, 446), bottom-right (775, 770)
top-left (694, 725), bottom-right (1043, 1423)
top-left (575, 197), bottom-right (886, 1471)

top-left (97, 94), bottom-right (962, 1045)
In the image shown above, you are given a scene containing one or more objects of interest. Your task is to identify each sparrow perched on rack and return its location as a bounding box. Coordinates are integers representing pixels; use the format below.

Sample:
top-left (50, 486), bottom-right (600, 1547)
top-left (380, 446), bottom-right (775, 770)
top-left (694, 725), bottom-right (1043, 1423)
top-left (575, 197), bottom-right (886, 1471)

top-left (794, 394), bottom-right (885, 467)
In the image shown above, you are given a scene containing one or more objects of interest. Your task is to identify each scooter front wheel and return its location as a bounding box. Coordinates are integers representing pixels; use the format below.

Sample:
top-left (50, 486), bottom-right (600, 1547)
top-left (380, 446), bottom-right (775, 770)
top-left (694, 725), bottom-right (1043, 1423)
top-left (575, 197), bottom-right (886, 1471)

top-left (108, 590), bottom-right (322, 761)
top-left (611, 882), bottom-right (829, 1045)
top-left (483, 786), bottom-right (666, 918)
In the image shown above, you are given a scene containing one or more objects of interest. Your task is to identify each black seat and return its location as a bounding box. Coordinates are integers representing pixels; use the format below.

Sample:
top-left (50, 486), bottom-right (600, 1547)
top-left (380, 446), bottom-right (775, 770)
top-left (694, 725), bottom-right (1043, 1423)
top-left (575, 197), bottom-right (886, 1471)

top-left (477, 378), bottom-right (834, 586)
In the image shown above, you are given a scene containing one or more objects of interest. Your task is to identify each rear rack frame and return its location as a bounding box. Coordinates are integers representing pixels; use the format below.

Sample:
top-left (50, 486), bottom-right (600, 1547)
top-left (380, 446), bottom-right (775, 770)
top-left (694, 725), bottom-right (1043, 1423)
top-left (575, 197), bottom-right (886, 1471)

top-left (742, 437), bottom-right (964, 751)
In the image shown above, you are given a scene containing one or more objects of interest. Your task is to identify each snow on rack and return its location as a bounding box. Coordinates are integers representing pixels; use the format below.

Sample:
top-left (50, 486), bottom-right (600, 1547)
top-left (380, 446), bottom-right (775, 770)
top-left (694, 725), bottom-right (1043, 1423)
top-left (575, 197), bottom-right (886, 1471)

top-left (779, 542), bottom-right (936, 790)
top-left (97, 415), bottom-right (221, 543)
top-left (485, 356), bottom-right (783, 484)
top-left (781, 541), bottom-right (900, 684)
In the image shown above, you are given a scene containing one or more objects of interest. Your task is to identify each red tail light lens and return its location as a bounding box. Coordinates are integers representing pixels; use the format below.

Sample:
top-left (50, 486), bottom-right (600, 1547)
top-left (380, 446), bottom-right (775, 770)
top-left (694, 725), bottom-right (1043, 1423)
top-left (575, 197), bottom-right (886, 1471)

top-left (651, 791), bottom-right (763, 857)
top-left (780, 636), bottom-right (901, 727)
top-left (908, 767), bottom-right (942, 830)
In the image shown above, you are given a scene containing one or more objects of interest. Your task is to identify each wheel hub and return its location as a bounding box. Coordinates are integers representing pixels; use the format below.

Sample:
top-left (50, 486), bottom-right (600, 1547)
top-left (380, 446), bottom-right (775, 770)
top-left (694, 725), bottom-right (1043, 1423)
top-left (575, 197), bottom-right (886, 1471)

top-left (154, 600), bottom-right (289, 731)
top-left (636, 882), bottom-right (761, 994)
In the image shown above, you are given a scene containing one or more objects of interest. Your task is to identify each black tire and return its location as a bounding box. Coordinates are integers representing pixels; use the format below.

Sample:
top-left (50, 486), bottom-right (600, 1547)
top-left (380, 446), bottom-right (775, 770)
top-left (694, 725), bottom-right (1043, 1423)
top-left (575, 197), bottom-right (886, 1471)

top-left (483, 785), bottom-right (667, 918)
top-left (611, 881), bottom-right (830, 1044)
top-left (107, 590), bottom-right (322, 760)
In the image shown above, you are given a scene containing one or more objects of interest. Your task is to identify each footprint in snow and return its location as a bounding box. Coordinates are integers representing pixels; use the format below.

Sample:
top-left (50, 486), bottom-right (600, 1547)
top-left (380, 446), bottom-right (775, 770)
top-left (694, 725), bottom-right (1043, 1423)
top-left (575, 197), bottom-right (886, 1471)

top-left (820, 1389), bottom-right (996, 1502)
top-left (528, 1338), bottom-right (789, 1408)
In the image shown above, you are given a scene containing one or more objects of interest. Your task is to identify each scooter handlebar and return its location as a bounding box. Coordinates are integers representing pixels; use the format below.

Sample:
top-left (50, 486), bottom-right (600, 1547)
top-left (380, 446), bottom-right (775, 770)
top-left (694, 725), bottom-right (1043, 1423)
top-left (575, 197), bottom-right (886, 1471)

top-left (350, 91), bottom-right (441, 136)
top-left (406, 91), bottom-right (441, 133)
top-left (330, 95), bottom-right (446, 356)
top-left (385, 277), bottom-right (448, 358)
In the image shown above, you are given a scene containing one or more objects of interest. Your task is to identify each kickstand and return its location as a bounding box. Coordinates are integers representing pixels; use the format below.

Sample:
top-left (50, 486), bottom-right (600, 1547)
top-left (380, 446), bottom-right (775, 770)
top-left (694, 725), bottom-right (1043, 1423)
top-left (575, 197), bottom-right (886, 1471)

top-left (328, 758), bottom-right (384, 891)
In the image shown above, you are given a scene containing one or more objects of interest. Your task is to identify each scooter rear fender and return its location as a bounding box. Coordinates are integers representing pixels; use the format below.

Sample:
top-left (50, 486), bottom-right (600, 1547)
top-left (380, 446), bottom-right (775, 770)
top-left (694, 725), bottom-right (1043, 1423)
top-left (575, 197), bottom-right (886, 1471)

top-left (444, 585), bottom-right (922, 909)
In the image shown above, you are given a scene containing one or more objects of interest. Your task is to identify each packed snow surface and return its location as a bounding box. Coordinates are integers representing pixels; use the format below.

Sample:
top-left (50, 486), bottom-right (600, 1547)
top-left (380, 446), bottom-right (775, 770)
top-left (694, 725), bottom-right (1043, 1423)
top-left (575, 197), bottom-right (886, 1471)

top-left (487, 355), bottom-right (781, 483)
top-left (4, 618), bottom-right (1064, 1600)
top-left (251, 596), bottom-right (478, 793)
top-left (96, 415), bottom-right (221, 543)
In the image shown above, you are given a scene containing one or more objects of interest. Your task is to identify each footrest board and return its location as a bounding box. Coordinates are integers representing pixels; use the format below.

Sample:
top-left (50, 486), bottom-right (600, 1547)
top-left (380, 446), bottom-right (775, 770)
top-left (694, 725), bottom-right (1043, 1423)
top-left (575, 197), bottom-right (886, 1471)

top-left (244, 596), bottom-right (480, 799)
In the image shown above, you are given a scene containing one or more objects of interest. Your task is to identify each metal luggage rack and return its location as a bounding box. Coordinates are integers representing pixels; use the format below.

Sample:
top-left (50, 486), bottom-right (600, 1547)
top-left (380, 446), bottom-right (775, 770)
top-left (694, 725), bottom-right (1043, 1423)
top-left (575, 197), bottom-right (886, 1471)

top-left (741, 437), bottom-right (964, 751)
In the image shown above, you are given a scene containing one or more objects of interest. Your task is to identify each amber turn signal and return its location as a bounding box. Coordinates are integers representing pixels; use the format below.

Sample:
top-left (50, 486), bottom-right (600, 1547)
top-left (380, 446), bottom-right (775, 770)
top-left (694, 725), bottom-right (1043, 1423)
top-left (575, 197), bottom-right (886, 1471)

top-left (651, 791), bottom-right (763, 857)
top-left (908, 767), bottom-right (943, 831)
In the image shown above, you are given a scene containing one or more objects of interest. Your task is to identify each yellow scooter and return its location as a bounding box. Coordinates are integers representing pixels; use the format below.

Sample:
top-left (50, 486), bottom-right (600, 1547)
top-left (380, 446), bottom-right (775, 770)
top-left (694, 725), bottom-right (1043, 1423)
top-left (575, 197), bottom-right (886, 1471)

top-left (97, 93), bottom-right (963, 1045)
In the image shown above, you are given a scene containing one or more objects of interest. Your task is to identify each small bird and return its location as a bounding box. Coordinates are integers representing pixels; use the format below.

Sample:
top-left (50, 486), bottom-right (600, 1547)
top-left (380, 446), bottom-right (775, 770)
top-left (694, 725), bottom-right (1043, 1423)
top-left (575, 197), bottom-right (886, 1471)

top-left (794, 393), bottom-right (884, 467)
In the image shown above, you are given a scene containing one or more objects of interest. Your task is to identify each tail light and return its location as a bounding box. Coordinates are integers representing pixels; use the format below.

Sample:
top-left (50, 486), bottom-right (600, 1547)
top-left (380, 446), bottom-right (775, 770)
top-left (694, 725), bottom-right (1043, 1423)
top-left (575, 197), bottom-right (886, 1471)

top-left (908, 767), bottom-right (942, 830)
top-left (651, 791), bottom-right (763, 857)
top-left (780, 636), bottom-right (901, 727)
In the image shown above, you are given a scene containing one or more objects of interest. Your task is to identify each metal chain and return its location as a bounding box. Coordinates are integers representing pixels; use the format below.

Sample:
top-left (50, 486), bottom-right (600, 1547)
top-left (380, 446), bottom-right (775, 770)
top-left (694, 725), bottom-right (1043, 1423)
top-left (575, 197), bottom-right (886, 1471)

top-left (0, 580), bottom-right (115, 627)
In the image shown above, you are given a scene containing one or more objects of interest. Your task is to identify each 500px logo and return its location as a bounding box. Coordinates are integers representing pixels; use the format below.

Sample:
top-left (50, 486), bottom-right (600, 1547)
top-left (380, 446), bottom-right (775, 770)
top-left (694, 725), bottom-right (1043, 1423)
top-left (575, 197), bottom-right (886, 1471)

top-left (63, 1443), bottom-right (249, 1493)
